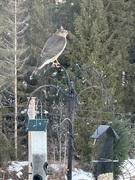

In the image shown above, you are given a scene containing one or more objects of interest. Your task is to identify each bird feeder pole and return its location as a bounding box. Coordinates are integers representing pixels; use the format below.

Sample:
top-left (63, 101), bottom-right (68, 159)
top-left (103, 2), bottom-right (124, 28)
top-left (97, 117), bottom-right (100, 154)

top-left (67, 82), bottom-right (75, 180)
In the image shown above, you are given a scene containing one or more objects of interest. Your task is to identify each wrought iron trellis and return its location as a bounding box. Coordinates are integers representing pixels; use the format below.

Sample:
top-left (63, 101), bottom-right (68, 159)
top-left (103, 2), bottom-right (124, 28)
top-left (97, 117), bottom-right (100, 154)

top-left (27, 64), bottom-right (114, 180)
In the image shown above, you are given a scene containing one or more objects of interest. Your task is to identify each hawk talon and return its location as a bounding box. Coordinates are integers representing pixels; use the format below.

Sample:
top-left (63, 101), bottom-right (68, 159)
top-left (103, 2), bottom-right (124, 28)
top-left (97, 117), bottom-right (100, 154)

top-left (52, 60), bottom-right (60, 68)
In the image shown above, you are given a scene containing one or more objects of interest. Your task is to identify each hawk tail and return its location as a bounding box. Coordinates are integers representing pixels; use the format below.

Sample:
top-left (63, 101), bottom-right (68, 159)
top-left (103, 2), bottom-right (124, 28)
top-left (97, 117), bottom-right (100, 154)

top-left (30, 69), bottom-right (38, 80)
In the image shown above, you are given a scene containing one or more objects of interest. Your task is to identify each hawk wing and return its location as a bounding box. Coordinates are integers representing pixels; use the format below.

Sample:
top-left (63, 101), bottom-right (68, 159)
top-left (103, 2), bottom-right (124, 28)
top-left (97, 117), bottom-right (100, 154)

top-left (40, 34), bottom-right (67, 60)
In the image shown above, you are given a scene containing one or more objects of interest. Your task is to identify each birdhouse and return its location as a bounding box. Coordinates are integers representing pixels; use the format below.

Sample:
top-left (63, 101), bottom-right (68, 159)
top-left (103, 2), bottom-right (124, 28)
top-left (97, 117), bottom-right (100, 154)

top-left (91, 125), bottom-right (119, 179)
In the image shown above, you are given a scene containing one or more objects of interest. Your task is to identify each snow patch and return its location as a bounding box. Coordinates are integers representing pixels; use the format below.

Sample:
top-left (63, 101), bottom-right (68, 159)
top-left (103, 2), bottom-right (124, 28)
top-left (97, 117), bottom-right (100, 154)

top-left (72, 168), bottom-right (94, 180)
top-left (51, 163), bottom-right (65, 171)
top-left (6, 159), bottom-right (135, 180)
top-left (8, 161), bottom-right (28, 172)
top-left (16, 171), bottom-right (23, 178)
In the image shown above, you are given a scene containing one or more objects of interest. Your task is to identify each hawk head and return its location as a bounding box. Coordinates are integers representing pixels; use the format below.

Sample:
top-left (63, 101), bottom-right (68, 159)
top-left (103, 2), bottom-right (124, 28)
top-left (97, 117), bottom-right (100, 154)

top-left (56, 29), bottom-right (68, 38)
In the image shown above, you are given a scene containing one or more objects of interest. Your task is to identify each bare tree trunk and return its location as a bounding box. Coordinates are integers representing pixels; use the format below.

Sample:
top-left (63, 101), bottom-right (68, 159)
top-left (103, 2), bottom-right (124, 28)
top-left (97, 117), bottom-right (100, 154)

top-left (0, 0), bottom-right (30, 161)
top-left (14, 0), bottom-right (18, 160)
top-left (0, 111), bottom-right (2, 133)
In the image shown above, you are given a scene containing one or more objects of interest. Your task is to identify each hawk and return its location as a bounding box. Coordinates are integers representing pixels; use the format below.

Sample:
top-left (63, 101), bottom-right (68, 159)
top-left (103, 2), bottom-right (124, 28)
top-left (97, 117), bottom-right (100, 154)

top-left (30, 28), bottom-right (68, 79)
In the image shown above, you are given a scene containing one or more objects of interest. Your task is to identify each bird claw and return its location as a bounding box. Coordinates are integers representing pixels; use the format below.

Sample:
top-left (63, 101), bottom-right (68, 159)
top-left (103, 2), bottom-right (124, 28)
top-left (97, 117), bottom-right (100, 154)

top-left (52, 60), bottom-right (60, 68)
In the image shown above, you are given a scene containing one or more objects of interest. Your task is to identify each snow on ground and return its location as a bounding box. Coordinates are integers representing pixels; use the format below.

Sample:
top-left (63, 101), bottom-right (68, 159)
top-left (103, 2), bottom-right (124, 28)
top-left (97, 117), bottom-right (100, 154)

top-left (7, 159), bottom-right (135, 180)
top-left (50, 164), bottom-right (94, 180)
top-left (8, 161), bottom-right (28, 179)
top-left (72, 168), bottom-right (94, 180)
top-left (50, 163), bottom-right (65, 171)
top-left (118, 159), bottom-right (135, 180)
top-left (8, 161), bottom-right (28, 172)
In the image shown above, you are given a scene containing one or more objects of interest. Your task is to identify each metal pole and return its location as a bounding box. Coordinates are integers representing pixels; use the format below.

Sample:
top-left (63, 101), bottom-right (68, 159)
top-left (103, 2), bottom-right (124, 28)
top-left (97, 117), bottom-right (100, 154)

top-left (67, 82), bottom-right (75, 180)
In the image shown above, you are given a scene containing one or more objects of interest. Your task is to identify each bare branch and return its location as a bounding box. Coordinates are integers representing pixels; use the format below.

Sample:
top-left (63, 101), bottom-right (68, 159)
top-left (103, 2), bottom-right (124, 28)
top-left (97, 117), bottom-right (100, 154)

top-left (2, 37), bottom-right (14, 47)
top-left (17, 23), bottom-right (29, 36)
top-left (17, 15), bottom-right (30, 25)
top-left (17, 53), bottom-right (31, 71)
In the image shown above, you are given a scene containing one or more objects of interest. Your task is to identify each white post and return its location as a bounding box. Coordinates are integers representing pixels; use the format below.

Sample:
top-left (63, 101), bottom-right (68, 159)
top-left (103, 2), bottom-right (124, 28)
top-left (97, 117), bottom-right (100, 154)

top-left (28, 97), bottom-right (48, 180)
top-left (28, 97), bottom-right (36, 180)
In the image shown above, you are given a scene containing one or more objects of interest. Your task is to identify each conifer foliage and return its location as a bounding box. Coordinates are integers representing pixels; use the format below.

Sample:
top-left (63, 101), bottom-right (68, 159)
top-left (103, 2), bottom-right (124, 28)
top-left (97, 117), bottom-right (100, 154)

top-left (0, 0), bottom-right (30, 159)
top-left (0, 1), bottom-right (135, 178)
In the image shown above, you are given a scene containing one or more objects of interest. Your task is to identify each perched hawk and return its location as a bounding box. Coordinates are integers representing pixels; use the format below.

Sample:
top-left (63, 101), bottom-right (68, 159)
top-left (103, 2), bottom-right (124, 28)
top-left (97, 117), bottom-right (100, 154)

top-left (30, 28), bottom-right (68, 79)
